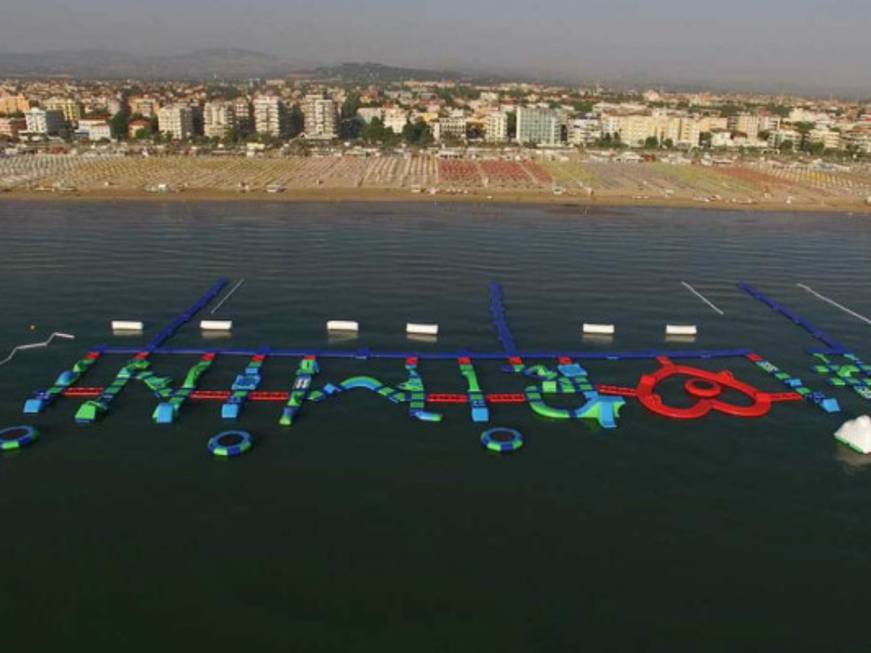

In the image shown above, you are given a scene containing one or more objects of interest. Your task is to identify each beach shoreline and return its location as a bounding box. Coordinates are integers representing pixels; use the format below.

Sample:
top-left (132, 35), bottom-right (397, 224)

top-left (3, 187), bottom-right (870, 214)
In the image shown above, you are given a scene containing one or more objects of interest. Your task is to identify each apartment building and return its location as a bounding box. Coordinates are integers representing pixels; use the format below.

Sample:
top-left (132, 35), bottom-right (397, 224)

top-left (759, 115), bottom-right (782, 132)
top-left (843, 128), bottom-right (871, 153)
top-left (728, 113), bottom-right (760, 139)
top-left (157, 105), bottom-right (194, 140)
top-left (383, 107), bottom-right (409, 134)
top-left (516, 107), bottom-right (564, 145)
top-left (0, 117), bottom-right (27, 138)
top-left (808, 128), bottom-right (841, 150)
top-left (253, 96), bottom-right (286, 137)
top-left (203, 101), bottom-right (237, 139)
top-left (601, 114), bottom-right (657, 147)
top-left (486, 111), bottom-right (509, 143)
top-left (24, 107), bottom-right (65, 135)
top-left (567, 118), bottom-right (600, 146)
top-left (233, 98), bottom-right (253, 135)
top-left (77, 118), bottom-right (112, 141)
top-left (45, 97), bottom-right (82, 126)
top-left (767, 128), bottom-right (801, 149)
top-left (130, 97), bottom-right (160, 118)
top-left (435, 112), bottom-right (468, 142)
top-left (0, 95), bottom-right (30, 115)
top-left (602, 113), bottom-right (713, 148)
top-left (357, 108), bottom-right (383, 124)
top-left (303, 94), bottom-right (337, 139)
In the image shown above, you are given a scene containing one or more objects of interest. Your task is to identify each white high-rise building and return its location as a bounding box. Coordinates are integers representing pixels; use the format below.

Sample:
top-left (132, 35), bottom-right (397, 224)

top-left (234, 98), bottom-right (253, 135)
top-left (486, 112), bottom-right (509, 143)
top-left (383, 108), bottom-right (408, 135)
top-left (303, 94), bottom-right (337, 139)
top-left (516, 107), bottom-right (565, 146)
top-left (253, 96), bottom-right (285, 137)
top-left (157, 105), bottom-right (194, 140)
top-left (203, 101), bottom-right (237, 140)
top-left (24, 108), bottom-right (65, 135)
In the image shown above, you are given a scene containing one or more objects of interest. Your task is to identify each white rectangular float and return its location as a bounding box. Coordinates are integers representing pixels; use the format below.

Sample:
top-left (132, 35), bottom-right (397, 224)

top-left (583, 323), bottom-right (615, 335)
top-left (111, 320), bottom-right (144, 331)
top-left (666, 325), bottom-right (698, 336)
top-left (200, 320), bottom-right (233, 331)
top-left (327, 320), bottom-right (359, 333)
top-left (406, 323), bottom-right (439, 336)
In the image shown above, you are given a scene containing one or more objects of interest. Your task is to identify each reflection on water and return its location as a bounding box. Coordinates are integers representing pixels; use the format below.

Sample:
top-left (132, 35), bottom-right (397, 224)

top-left (407, 333), bottom-right (438, 344)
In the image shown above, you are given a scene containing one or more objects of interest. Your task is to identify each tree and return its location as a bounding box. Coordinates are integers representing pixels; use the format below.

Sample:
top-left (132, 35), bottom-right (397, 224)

top-left (507, 111), bottom-right (517, 140)
top-left (572, 100), bottom-right (594, 115)
top-left (467, 123), bottom-right (485, 140)
top-left (663, 138), bottom-right (674, 149)
top-left (765, 104), bottom-right (792, 118)
top-left (718, 103), bottom-right (740, 118)
top-left (207, 85), bottom-right (240, 101)
top-left (341, 93), bottom-right (362, 120)
top-left (361, 117), bottom-right (399, 144)
top-left (644, 136), bottom-right (660, 149)
top-left (402, 119), bottom-right (433, 146)
top-left (340, 117), bottom-right (363, 140)
top-left (699, 132), bottom-right (713, 149)
top-left (288, 105), bottom-right (304, 138)
top-left (339, 92), bottom-right (363, 139)
top-left (110, 111), bottom-right (129, 140)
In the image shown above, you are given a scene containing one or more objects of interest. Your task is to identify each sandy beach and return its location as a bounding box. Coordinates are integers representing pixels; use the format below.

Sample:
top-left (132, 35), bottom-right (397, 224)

top-left (3, 186), bottom-right (870, 214)
top-left (2, 154), bottom-right (870, 213)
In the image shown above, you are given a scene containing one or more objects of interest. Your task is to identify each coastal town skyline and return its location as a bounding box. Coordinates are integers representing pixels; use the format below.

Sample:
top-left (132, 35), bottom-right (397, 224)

top-left (2, 0), bottom-right (871, 95)
top-left (2, 69), bottom-right (870, 211)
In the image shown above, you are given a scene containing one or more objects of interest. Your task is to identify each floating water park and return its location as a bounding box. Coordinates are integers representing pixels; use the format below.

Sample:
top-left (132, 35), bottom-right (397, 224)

top-left (2, 278), bottom-right (869, 458)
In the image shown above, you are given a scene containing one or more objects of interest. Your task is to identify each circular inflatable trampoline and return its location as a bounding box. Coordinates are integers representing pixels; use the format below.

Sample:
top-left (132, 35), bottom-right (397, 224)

top-left (208, 430), bottom-right (253, 458)
top-left (481, 427), bottom-right (524, 453)
top-left (0, 425), bottom-right (40, 451)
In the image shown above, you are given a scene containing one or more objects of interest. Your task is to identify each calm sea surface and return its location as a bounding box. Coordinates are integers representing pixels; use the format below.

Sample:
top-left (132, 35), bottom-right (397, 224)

top-left (1, 200), bottom-right (870, 651)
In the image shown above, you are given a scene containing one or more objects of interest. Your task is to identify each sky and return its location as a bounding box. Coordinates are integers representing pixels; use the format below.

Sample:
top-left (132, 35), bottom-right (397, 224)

top-left (3, 0), bottom-right (870, 94)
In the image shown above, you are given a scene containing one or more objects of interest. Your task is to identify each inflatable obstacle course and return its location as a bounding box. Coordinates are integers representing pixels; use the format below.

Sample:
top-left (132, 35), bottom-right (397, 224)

top-left (812, 353), bottom-right (871, 401)
top-left (12, 278), bottom-right (868, 453)
top-left (747, 353), bottom-right (839, 413)
top-left (280, 357), bottom-right (318, 426)
top-left (222, 353), bottom-right (267, 419)
top-left (509, 357), bottom-right (625, 429)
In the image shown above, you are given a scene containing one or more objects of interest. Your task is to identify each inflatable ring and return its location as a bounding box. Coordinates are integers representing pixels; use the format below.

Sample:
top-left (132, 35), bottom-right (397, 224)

top-left (481, 427), bottom-right (524, 453)
top-left (0, 425), bottom-right (39, 451)
top-left (208, 430), bottom-right (252, 458)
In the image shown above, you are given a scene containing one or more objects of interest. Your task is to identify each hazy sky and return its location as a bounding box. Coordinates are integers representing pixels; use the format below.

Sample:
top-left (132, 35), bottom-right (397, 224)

top-left (3, 0), bottom-right (870, 92)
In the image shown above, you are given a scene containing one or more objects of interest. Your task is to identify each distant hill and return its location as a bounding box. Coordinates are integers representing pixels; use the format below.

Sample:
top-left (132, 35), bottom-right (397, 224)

top-left (0, 50), bottom-right (494, 83)
top-left (306, 62), bottom-right (478, 83)
top-left (0, 48), bottom-right (291, 80)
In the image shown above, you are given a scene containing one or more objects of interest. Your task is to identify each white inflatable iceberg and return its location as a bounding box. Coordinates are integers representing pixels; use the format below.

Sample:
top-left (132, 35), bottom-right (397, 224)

top-left (835, 416), bottom-right (871, 454)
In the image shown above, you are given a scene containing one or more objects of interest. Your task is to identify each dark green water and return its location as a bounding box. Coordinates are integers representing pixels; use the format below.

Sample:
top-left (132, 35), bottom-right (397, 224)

top-left (1, 201), bottom-right (870, 651)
